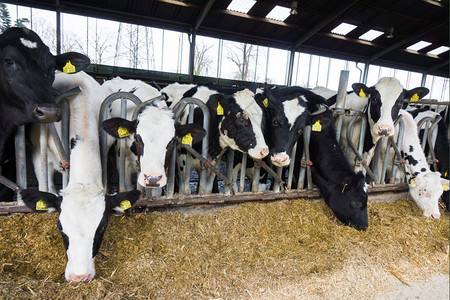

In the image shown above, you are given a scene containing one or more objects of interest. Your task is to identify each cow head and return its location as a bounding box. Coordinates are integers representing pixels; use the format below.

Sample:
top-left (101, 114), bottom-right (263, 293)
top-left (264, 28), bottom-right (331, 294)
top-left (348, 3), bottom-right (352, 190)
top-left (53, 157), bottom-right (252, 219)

top-left (102, 103), bottom-right (206, 188)
top-left (256, 87), bottom-right (325, 167)
top-left (207, 91), bottom-right (269, 160)
top-left (408, 172), bottom-right (447, 219)
top-left (352, 77), bottom-right (428, 143)
top-left (21, 187), bottom-right (141, 282)
top-left (0, 27), bottom-right (90, 126)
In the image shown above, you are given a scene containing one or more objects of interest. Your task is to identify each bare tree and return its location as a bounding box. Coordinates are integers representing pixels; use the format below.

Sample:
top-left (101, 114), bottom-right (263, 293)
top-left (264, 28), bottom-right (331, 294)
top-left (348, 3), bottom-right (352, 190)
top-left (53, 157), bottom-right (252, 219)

top-left (194, 42), bottom-right (213, 76)
top-left (227, 43), bottom-right (255, 81)
top-left (88, 29), bottom-right (112, 64)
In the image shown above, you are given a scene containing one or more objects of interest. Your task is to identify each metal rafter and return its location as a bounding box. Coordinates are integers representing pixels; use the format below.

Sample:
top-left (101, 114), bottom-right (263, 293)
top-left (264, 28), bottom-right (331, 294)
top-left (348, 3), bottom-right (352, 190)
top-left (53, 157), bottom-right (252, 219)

top-left (193, 0), bottom-right (216, 31)
top-left (370, 18), bottom-right (448, 61)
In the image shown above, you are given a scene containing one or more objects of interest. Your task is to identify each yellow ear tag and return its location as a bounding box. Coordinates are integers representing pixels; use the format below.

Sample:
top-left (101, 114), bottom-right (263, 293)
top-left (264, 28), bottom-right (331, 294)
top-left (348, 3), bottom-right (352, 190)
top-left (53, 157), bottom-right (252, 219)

top-left (443, 184), bottom-right (449, 192)
top-left (445, 170), bottom-right (448, 177)
top-left (182, 132), bottom-right (193, 146)
top-left (36, 199), bottom-right (48, 211)
top-left (341, 183), bottom-right (348, 194)
top-left (117, 126), bottom-right (130, 138)
top-left (410, 93), bottom-right (419, 102)
top-left (359, 89), bottom-right (366, 98)
top-left (410, 179), bottom-right (415, 187)
top-left (312, 120), bottom-right (322, 132)
top-left (120, 200), bottom-right (132, 211)
top-left (217, 102), bottom-right (224, 115)
top-left (262, 98), bottom-right (269, 108)
top-left (63, 60), bottom-right (76, 74)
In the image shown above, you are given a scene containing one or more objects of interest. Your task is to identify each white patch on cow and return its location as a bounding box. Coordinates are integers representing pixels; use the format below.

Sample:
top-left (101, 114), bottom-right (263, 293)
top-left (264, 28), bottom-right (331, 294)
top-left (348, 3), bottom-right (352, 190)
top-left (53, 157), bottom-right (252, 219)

top-left (20, 37), bottom-right (37, 48)
top-left (233, 89), bottom-right (268, 159)
top-left (368, 77), bottom-right (403, 143)
top-left (283, 98), bottom-right (306, 130)
top-left (160, 82), bottom-right (196, 107)
top-left (59, 183), bottom-right (105, 281)
top-left (135, 106), bottom-right (175, 188)
top-left (412, 110), bottom-right (440, 130)
top-left (398, 110), bottom-right (443, 218)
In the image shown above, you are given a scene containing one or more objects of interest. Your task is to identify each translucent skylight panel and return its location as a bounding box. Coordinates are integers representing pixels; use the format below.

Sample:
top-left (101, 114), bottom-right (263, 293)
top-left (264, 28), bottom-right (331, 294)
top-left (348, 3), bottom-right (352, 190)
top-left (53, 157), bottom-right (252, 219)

top-left (331, 23), bottom-right (357, 35)
top-left (407, 41), bottom-right (432, 51)
top-left (427, 46), bottom-right (449, 55)
top-left (227, 0), bottom-right (256, 14)
top-left (266, 5), bottom-right (291, 21)
top-left (359, 29), bottom-right (384, 41)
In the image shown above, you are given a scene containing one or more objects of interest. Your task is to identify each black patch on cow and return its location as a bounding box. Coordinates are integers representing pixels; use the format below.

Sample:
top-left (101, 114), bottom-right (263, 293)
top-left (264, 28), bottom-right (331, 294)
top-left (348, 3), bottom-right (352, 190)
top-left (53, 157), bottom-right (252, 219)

top-left (421, 168), bottom-right (426, 172)
top-left (404, 154), bottom-right (419, 166)
top-left (70, 138), bottom-right (77, 149)
top-left (57, 220), bottom-right (70, 251)
top-left (368, 90), bottom-right (382, 123)
top-left (182, 86), bottom-right (198, 98)
top-left (409, 145), bottom-right (414, 152)
top-left (92, 210), bottom-right (108, 258)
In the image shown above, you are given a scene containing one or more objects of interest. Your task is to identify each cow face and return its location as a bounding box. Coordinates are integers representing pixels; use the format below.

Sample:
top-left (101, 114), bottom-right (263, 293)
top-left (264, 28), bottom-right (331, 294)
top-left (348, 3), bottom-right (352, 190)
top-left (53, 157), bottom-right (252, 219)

top-left (0, 27), bottom-right (90, 126)
top-left (207, 92), bottom-right (269, 160)
top-left (408, 172), bottom-right (447, 219)
top-left (102, 105), bottom-right (206, 188)
top-left (21, 188), bottom-right (141, 282)
top-left (314, 171), bottom-right (369, 230)
top-left (352, 77), bottom-right (428, 143)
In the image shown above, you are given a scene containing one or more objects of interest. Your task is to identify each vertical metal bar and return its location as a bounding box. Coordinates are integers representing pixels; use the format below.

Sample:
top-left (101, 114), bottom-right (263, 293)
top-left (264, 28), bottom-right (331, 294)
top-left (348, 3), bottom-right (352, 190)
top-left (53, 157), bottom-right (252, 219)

top-left (39, 124), bottom-right (49, 192)
top-left (15, 125), bottom-right (27, 191)
top-left (286, 48), bottom-right (295, 86)
top-left (287, 142), bottom-right (297, 190)
top-left (239, 153), bottom-right (247, 192)
top-left (118, 98), bottom-right (127, 192)
top-left (224, 148), bottom-right (234, 194)
top-left (61, 99), bottom-right (70, 188)
top-left (183, 103), bottom-right (195, 195)
top-left (252, 160), bottom-right (261, 192)
top-left (272, 167), bottom-right (282, 192)
top-left (391, 120), bottom-right (405, 182)
top-left (166, 145), bottom-right (177, 198)
top-left (303, 127), bottom-right (313, 190)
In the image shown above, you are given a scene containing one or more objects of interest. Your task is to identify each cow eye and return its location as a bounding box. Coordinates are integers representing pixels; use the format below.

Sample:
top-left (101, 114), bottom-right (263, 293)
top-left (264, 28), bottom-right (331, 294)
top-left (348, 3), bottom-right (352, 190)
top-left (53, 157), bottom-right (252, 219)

top-left (4, 58), bottom-right (15, 68)
top-left (236, 117), bottom-right (248, 127)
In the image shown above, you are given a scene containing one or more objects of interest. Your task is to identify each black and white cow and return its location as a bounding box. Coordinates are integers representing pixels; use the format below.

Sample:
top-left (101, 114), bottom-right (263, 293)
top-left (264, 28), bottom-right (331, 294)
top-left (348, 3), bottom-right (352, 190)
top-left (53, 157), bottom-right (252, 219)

top-left (102, 77), bottom-right (163, 191)
top-left (101, 96), bottom-right (206, 190)
top-left (22, 71), bottom-right (141, 282)
top-left (408, 107), bottom-right (449, 211)
top-left (254, 86), bottom-right (327, 167)
top-left (0, 27), bottom-right (89, 162)
top-left (305, 108), bottom-right (368, 230)
top-left (395, 110), bottom-right (448, 218)
top-left (161, 82), bottom-right (269, 160)
top-left (312, 77), bottom-right (429, 171)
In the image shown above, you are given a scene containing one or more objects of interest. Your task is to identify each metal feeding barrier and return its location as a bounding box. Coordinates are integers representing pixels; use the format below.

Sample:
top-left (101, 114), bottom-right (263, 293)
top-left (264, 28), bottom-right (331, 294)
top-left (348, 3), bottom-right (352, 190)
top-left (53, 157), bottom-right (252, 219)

top-left (0, 78), bottom-right (448, 214)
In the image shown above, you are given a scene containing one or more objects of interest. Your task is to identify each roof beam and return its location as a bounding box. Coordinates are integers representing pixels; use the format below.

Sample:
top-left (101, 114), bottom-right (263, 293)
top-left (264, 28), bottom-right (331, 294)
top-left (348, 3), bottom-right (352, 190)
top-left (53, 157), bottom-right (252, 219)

top-left (370, 18), bottom-right (448, 61)
top-left (193, 0), bottom-right (216, 31)
top-left (294, 0), bottom-right (358, 48)
top-left (427, 59), bottom-right (449, 72)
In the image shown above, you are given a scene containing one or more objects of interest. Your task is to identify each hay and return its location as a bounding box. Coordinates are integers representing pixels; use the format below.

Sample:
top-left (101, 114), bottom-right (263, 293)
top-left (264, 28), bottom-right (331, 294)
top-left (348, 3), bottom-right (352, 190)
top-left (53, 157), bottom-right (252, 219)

top-left (0, 198), bottom-right (448, 299)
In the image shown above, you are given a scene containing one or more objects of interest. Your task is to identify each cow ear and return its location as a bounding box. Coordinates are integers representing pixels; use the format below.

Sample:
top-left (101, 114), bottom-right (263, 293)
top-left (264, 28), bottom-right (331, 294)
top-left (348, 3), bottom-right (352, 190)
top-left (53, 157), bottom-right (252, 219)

top-left (106, 190), bottom-right (141, 213)
top-left (102, 118), bottom-right (137, 139)
top-left (21, 189), bottom-right (62, 213)
top-left (352, 83), bottom-right (371, 98)
top-left (54, 52), bottom-right (91, 73)
top-left (175, 123), bottom-right (207, 145)
top-left (404, 87), bottom-right (429, 102)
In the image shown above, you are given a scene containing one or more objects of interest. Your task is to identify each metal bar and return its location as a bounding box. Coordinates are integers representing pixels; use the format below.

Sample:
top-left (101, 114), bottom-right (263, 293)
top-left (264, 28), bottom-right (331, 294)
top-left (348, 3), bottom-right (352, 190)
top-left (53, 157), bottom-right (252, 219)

top-left (287, 143), bottom-right (297, 190)
top-left (303, 127), bottom-right (313, 190)
top-left (60, 99), bottom-right (70, 188)
top-left (15, 125), bottom-right (27, 191)
top-left (225, 148), bottom-right (234, 194)
top-left (252, 160), bottom-right (261, 192)
top-left (0, 183), bottom-right (410, 215)
top-left (39, 123), bottom-right (49, 192)
top-left (239, 153), bottom-right (247, 192)
top-left (48, 123), bottom-right (70, 170)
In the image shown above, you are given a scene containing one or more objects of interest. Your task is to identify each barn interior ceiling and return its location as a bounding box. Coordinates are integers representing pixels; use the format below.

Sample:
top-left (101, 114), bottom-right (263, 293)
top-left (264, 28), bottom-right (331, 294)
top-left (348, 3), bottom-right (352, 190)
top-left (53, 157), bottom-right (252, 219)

top-left (8, 0), bottom-right (449, 77)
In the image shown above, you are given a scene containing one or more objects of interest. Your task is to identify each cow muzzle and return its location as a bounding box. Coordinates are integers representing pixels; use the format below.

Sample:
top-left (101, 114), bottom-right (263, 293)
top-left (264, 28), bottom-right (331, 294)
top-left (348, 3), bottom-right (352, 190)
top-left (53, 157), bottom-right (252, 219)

top-left (33, 105), bottom-right (61, 122)
top-left (376, 125), bottom-right (393, 137)
top-left (271, 152), bottom-right (291, 167)
top-left (143, 174), bottom-right (163, 187)
top-left (67, 273), bottom-right (93, 283)
top-left (248, 147), bottom-right (269, 160)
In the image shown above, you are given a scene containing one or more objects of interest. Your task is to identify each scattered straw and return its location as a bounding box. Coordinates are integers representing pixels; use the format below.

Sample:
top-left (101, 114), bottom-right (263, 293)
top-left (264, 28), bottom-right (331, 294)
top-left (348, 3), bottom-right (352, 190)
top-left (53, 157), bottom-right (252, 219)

top-left (0, 198), bottom-right (448, 299)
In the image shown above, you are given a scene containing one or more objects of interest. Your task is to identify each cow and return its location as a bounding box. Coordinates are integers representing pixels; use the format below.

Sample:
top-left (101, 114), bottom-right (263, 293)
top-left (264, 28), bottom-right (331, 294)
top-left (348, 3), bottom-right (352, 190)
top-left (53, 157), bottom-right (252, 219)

top-left (21, 71), bottom-right (141, 282)
top-left (254, 86), bottom-right (328, 167)
top-left (0, 27), bottom-right (90, 163)
top-left (101, 77), bottom-right (163, 192)
top-left (408, 107), bottom-right (449, 211)
top-left (312, 77), bottom-right (429, 174)
top-left (304, 108), bottom-right (368, 230)
top-left (381, 109), bottom-right (448, 218)
top-left (101, 93), bottom-right (206, 191)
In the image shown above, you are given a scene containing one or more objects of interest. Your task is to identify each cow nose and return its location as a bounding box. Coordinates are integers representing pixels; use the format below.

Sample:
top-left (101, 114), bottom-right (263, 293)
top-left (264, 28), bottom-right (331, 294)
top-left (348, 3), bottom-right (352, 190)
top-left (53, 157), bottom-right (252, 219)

top-left (271, 153), bottom-right (291, 167)
top-left (144, 174), bottom-right (163, 187)
top-left (430, 213), bottom-right (440, 219)
top-left (260, 148), bottom-right (269, 158)
top-left (34, 106), bottom-right (61, 122)
top-left (376, 125), bottom-right (392, 136)
top-left (67, 274), bottom-right (93, 283)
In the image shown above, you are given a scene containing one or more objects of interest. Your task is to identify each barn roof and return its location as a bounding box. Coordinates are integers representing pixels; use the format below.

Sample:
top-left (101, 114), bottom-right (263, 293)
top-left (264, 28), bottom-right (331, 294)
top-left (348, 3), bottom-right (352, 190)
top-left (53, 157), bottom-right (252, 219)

top-left (8, 0), bottom-right (449, 77)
